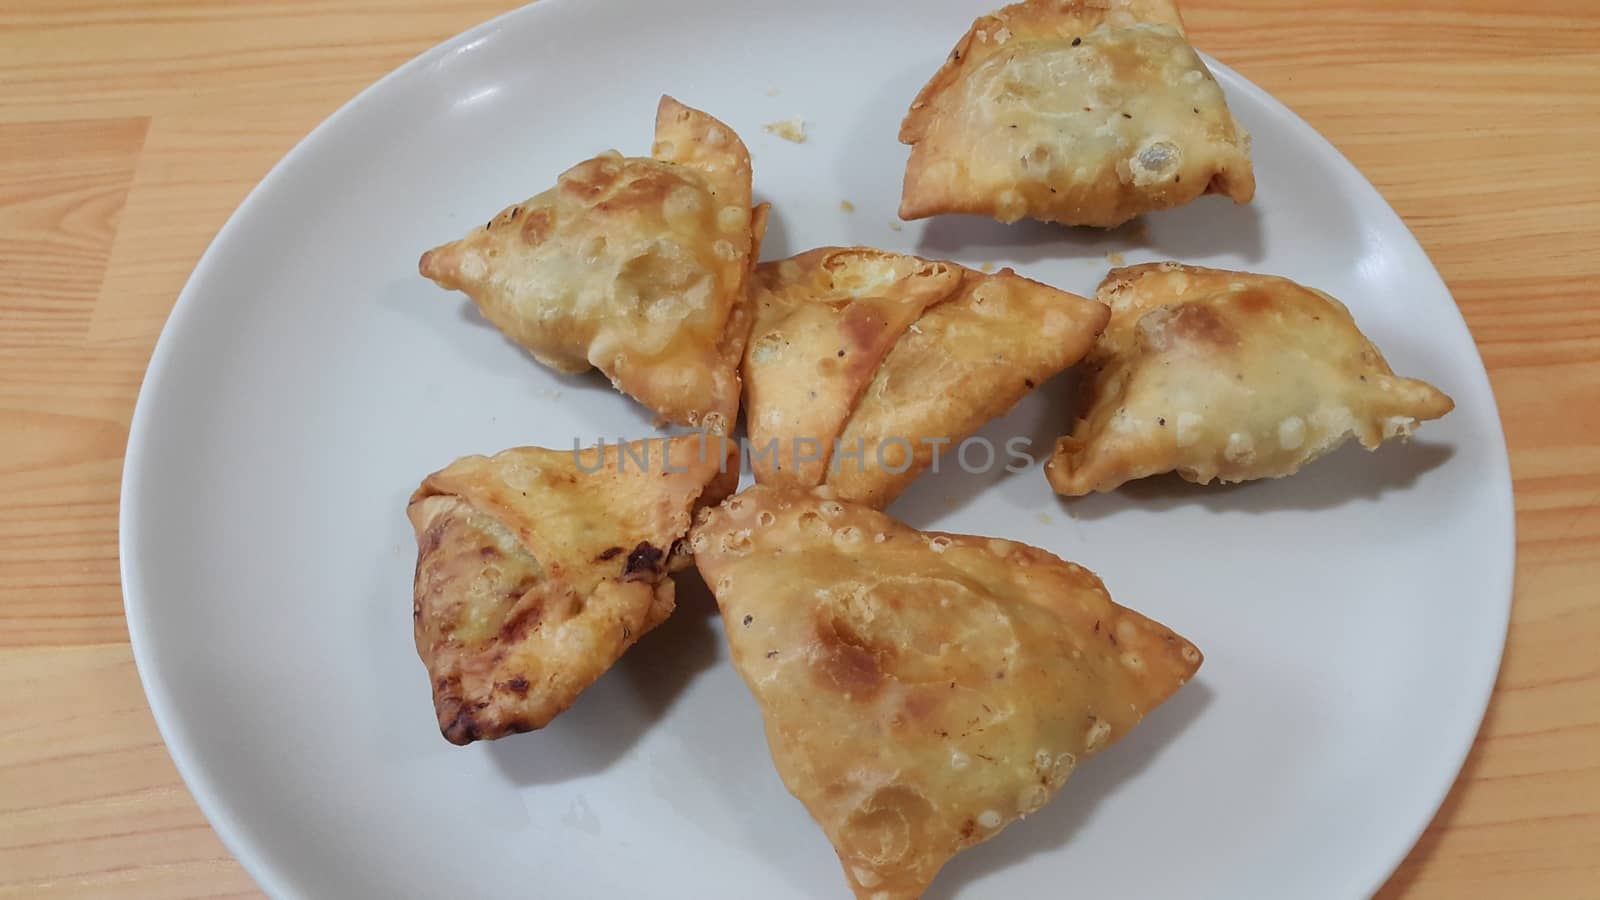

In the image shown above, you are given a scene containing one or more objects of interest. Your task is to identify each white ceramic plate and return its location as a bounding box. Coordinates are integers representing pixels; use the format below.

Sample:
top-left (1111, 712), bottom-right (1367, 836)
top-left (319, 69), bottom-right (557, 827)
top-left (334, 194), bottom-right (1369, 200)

top-left (120, 2), bottom-right (1514, 897)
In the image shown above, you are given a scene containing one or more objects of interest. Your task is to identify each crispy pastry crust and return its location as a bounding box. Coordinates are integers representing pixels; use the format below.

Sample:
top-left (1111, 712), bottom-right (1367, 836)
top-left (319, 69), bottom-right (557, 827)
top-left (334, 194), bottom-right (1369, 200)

top-left (692, 485), bottom-right (1201, 900)
top-left (419, 97), bottom-right (760, 431)
top-left (742, 247), bottom-right (1109, 507)
top-left (408, 436), bottom-right (738, 744)
top-left (899, 0), bottom-right (1253, 227)
top-left (744, 249), bottom-right (965, 488)
top-left (1047, 263), bottom-right (1456, 495)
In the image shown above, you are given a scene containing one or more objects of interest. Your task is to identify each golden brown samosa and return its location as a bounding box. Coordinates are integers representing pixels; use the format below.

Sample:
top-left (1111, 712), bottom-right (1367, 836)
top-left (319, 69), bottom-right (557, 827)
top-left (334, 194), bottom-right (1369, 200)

top-left (1047, 263), bottom-right (1455, 495)
top-left (899, 0), bottom-right (1253, 228)
top-left (693, 485), bottom-right (1202, 900)
top-left (419, 97), bottom-right (764, 432)
top-left (408, 435), bottom-right (737, 744)
top-left (743, 247), bottom-right (1109, 508)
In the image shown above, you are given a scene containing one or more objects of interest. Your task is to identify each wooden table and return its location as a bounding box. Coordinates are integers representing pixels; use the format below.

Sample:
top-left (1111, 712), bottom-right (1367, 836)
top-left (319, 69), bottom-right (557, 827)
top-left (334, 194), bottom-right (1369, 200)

top-left (1, 1), bottom-right (1595, 896)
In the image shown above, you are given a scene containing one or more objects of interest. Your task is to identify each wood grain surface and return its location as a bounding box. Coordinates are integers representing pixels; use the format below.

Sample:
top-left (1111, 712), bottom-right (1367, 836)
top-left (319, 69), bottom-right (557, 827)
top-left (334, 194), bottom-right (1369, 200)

top-left (1, 1), bottom-right (1595, 897)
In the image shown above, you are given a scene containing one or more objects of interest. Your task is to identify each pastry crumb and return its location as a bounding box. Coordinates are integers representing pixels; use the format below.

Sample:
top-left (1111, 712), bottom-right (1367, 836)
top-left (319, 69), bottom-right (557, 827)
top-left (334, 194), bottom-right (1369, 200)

top-left (763, 118), bottom-right (807, 143)
top-left (979, 262), bottom-right (996, 273)
top-left (840, 200), bottom-right (855, 213)
top-left (1107, 251), bottom-right (1127, 266)
top-left (1036, 512), bottom-right (1054, 524)
top-left (888, 220), bottom-right (903, 231)
top-left (766, 87), bottom-right (780, 97)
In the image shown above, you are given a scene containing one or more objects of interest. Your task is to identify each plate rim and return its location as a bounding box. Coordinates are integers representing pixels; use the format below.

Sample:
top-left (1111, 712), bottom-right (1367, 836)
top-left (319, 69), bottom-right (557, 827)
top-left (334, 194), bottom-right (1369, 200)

top-left (118, 2), bottom-right (1517, 897)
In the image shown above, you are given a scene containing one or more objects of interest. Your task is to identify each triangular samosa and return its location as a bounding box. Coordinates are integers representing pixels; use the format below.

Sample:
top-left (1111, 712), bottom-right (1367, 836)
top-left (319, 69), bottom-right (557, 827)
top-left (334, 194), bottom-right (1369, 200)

top-left (419, 96), bottom-right (763, 431)
top-left (408, 435), bottom-right (737, 744)
top-left (742, 248), bottom-right (1109, 507)
top-left (1047, 263), bottom-right (1455, 495)
top-left (899, 0), bottom-right (1253, 228)
top-left (692, 485), bottom-right (1202, 899)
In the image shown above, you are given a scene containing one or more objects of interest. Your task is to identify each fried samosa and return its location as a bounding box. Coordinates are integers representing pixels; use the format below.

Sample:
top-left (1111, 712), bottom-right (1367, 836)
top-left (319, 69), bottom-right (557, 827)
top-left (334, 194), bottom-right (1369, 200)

top-left (743, 247), bottom-right (1109, 508)
top-left (419, 96), bottom-right (764, 432)
top-left (408, 435), bottom-right (737, 744)
top-left (899, 0), bottom-right (1254, 228)
top-left (692, 485), bottom-right (1202, 900)
top-left (1047, 263), bottom-right (1455, 495)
